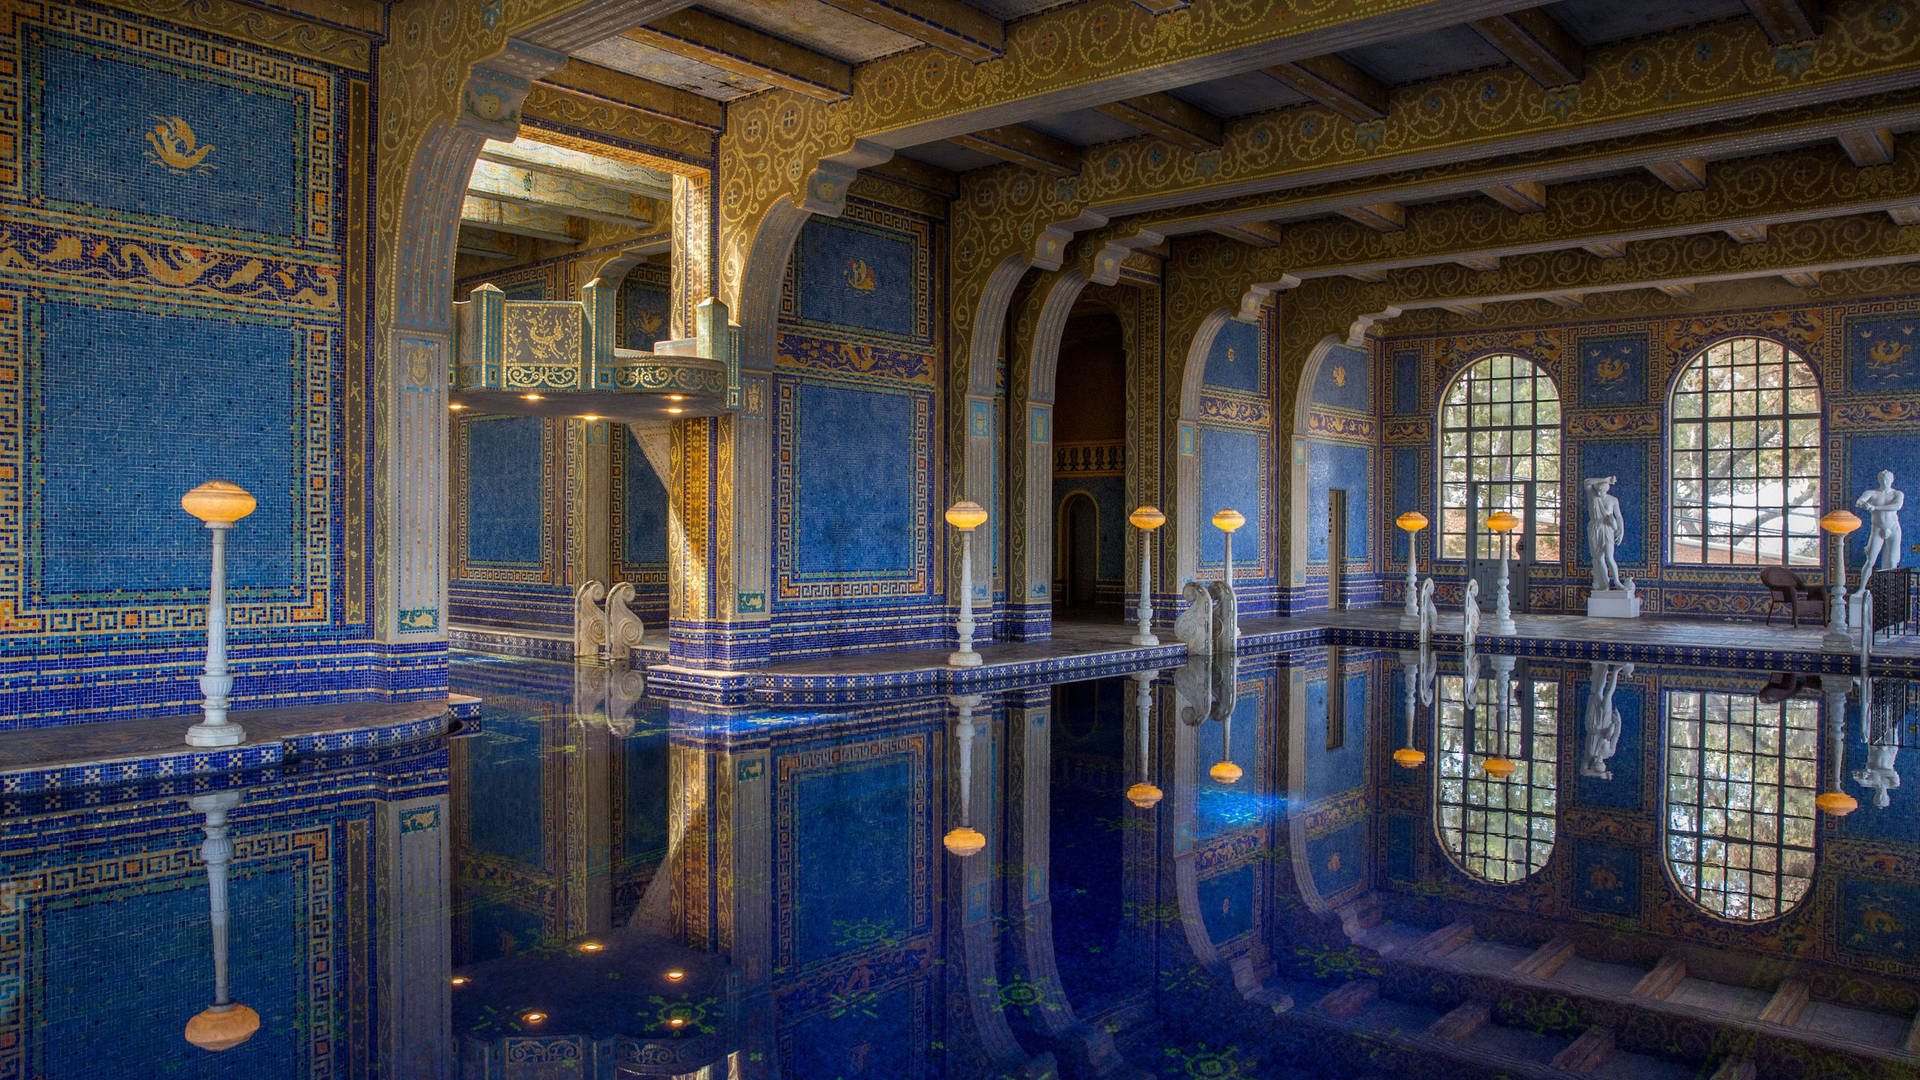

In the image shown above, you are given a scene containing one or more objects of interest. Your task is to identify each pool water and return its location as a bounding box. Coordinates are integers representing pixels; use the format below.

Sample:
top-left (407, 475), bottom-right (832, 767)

top-left (4, 646), bottom-right (1917, 1078)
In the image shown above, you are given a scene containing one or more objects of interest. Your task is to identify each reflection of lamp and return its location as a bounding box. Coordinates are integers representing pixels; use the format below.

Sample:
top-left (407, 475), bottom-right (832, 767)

top-left (944, 694), bottom-right (988, 855)
top-left (1396, 511), bottom-right (1429, 630)
top-left (1817, 681), bottom-right (1860, 816)
top-left (1480, 656), bottom-right (1518, 779)
top-left (945, 501), bottom-right (989, 668)
top-left (1208, 698), bottom-right (1243, 784)
top-left (184, 791), bottom-right (260, 1052)
top-left (1212, 508), bottom-right (1246, 639)
top-left (1485, 509), bottom-right (1519, 636)
top-left (1129, 506), bottom-right (1167, 646)
top-left (1126, 670), bottom-right (1164, 808)
top-left (1394, 650), bottom-right (1426, 768)
top-left (182, 481), bottom-right (256, 747)
top-left (1821, 510), bottom-right (1863, 651)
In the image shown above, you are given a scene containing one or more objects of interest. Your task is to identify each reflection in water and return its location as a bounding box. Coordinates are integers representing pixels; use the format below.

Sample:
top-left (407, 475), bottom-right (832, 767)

top-left (1435, 656), bottom-right (1559, 883)
top-left (14, 650), bottom-right (1920, 1077)
top-left (1664, 688), bottom-right (1818, 921)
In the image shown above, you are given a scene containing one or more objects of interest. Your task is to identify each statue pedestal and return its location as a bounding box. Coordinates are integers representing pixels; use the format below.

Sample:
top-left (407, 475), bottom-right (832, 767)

top-left (1587, 589), bottom-right (1640, 618)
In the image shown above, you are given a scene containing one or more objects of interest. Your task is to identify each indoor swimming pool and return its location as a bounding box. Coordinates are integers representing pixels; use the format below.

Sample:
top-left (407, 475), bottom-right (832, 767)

top-left (3, 646), bottom-right (1916, 1079)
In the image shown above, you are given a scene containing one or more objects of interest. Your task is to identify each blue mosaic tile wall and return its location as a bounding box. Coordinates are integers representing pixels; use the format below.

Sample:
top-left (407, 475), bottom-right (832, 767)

top-left (613, 428), bottom-right (670, 624)
top-left (1377, 294), bottom-right (1920, 616)
top-left (1197, 308), bottom-right (1278, 616)
top-left (617, 263), bottom-right (671, 349)
top-left (0, 3), bottom-right (416, 726)
top-left (450, 414), bottom-right (569, 631)
top-left (771, 196), bottom-right (946, 658)
top-left (1302, 344), bottom-right (1381, 611)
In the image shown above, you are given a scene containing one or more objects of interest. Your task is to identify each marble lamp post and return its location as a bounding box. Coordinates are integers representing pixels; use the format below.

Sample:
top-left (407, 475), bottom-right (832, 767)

top-left (1486, 509), bottom-right (1519, 636)
top-left (1395, 511), bottom-right (1428, 630)
top-left (1211, 508), bottom-right (1246, 637)
top-left (182, 481), bottom-right (256, 748)
top-left (945, 500), bottom-right (989, 668)
top-left (184, 790), bottom-right (260, 1052)
top-left (1129, 506), bottom-right (1167, 646)
top-left (1394, 649), bottom-right (1427, 769)
top-left (1125, 669), bottom-right (1163, 809)
top-left (1481, 654), bottom-right (1518, 778)
top-left (1821, 509), bottom-right (1863, 652)
top-left (1817, 681), bottom-right (1860, 816)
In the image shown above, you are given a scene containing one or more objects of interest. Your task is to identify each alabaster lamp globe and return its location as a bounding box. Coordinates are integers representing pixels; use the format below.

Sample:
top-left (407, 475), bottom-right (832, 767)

top-left (185, 1003), bottom-right (260, 1052)
top-left (1820, 510), bottom-right (1863, 535)
top-left (1480, 756), bottom-right (1518, 779)
top-left (1816, 791), bottom-right (1860, 816)
top-left (181, 480), bottom-right (257, 525)
top-left (1395, 511), bottom-right (1429, 533)
top-left (1210, 508), bottom-right (1246, 533)
top-left (1125, 781), bottom-right (1165, 809)
top-left (1392, 747), bottom-right (1428, 769)
top-left (944, 500), bottom-right (989, 532)
top-left (943, 825), bottom-right (986, 857)
top-left (1208, 759), bottom-right (1243, 784)
top-left (1486, 510), bottom-right (1519, 534)
top-left (1128, 506), bottom-right (1166, 531)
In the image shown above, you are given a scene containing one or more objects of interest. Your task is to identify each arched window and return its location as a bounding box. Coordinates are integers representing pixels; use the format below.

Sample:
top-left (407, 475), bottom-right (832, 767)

top-left (1669, 337), bottom-right (1821, 566)
top-left (1664, 689), bottom-right (1817, 921)
top-left (1438, 354), bottom-right (1562, 562)
top-left (1435, 663), bottom-right (1559, 883)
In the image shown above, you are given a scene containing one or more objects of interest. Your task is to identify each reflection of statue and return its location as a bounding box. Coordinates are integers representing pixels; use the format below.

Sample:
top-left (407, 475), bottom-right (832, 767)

top-left (1462, 580), bottom-right (1481, 650)
top-left (1416, 579), bottom-right (1438, 645)
top-left (1207, 651), bottom-right (1238, 725)
top-left (1856, 685), bottom-right (1902, 808)
top-left (1585, 476), bottom-right (1625, 591)
top-left (1857, 470), bottom-right (1906, 588)
top-left (1582, 661), bottom-right (1634, 779)
top-left (1174, 581), bottom-right (1214, 658)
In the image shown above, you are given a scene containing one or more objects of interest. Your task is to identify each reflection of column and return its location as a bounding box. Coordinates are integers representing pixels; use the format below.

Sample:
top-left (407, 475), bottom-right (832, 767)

top-left (1818, 684), bottom-right (1860, 816)
top-left (567, 713), bottom-right (614, 940)
top-left (378, 791), bottom-right (452, 1078)
top-left (1003, 689), bottom-right (1130, 1074)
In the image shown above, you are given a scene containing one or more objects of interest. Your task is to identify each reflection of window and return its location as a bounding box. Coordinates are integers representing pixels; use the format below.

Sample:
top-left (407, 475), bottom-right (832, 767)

top-left (1435, 669), bottom-right (1558, 883)
top-left (1669, 337), bottom-right (1821, 566)
top-left (1664, 690), bottom-right (1817, 921)
top-left (1438, 354), bottom-right (1562, 562)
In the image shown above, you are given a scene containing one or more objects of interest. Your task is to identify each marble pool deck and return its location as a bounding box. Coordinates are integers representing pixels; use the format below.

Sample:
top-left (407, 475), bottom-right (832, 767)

top-left (0, 696), bottom-right (474, 797)
top-left (640, 606), bottom-right (1920, 702)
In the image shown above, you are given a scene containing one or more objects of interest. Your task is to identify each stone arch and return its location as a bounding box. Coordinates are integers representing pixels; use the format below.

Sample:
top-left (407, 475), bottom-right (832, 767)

top-left (1284, 336), bottom-right (1353, 605)
top-left (1168, 307), bottom-right (1239, 593)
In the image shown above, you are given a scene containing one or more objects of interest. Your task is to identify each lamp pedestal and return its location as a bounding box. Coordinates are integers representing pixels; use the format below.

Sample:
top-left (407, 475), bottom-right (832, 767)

top-left (1824, 533), bottom-right (1857, 652)
top-left (949, 528), bottom-right (982, 668)
top-left (1129, 507), bottom-right (1166, 647)
top-left (1491, 531), bottom-right (1517, 636)
top-left (186, 522), bottom-right (246, 748)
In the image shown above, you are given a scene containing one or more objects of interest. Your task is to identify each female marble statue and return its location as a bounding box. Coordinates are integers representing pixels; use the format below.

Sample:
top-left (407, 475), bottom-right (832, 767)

top-left (1586, 476), bottom-right (1626, 592)
top-left (1581, 661), bottom-right (1633, 780)
top-left (1856, 470), bottom-right (1905, 588)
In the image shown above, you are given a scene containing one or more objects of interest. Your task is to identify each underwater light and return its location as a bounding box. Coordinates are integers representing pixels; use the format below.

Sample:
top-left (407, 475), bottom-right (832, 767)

top-left (521, 1012), bottom-right (547, 1025)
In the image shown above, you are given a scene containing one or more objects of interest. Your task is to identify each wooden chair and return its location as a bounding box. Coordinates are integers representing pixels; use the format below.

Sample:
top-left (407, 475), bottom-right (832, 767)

top-left (1760, 566), bottom-right (1828, 628)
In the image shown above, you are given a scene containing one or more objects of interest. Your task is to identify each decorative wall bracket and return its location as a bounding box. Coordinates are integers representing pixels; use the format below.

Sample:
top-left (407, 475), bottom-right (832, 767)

top-left (451, 280), bottom-right (742, 421)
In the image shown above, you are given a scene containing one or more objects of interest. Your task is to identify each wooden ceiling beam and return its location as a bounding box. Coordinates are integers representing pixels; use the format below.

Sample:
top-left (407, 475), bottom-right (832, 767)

top-left (1336, 202), bottom-right (1406, 231)
top-left (468, 160), bottom-right (661, 230)
top-left (1094, 92), bottom-right (1223, 151)
top-left (1646, 158), bottom-right (1708, 191)
top-left (1782, 270), bottom-right (1822, 287)
top-left (1741, 0), bottom-right (1822, 45)
top-left (1724, 223), bottom-right (1769, 244)
top-left (624, 9), bottom-right (851, 103)
top-left (456, 226), bottom-right (520, 260)
top-left (1439, 302), bottom-right (1484, 318)
top-left (815, 0), bottom-right (1003, 61)
top-left (1212, 220), bottom-right (1284, 247)
top-left (1891, 206), bottom-right (1920, 226)
top-left (1264, 54), bottom-right (1388, 123)
top-left (1482, 180), bottom-right (1548, 214)
top-left (1471, 8), bottom-right (1584, 87)
top-left (1544, 292), bottom-right (1586, 310)
top-left (1458, 255), bottom-right (1501, 272)
top-left (1348, 269), bottom-right (1388, 283)
top-left (476, 139), bottom-right (674, 201)
top-left (1583, 241), bottom-right (1628, 258)
top-left (1838, 128), bottom-right (1896, 167)
top-left (947, 124), bottom-right (1081, 177)
top-left (1655, 283), bottom-right (1696, 300)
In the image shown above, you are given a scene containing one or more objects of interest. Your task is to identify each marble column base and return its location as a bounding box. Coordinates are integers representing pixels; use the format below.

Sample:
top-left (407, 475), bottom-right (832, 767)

top-left (1587, 590), bottom-right (1641, 618)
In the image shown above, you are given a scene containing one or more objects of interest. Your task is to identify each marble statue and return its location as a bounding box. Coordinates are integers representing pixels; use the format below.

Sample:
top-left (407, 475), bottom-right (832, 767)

top-left (1173, 580), bottom-right (1214, 658)
top-left (1855, 686), bottom-right (1903, 808)
top-left (1209, 580), bottom-right (1239, 652)
top-left (1172, 651), bottom-right (1210, 726)
top-left (1416, 578), bottom-right (1438, 645)
top-left (1207, 651), bottom-right (1239, 725)
top-left (1586, 476), bottom-right (1626, 591)
top-left (573, 580), bottom-right (608, 660)
top-left (1581, 661), bottom-right (1634, 779)
top-left (1584, 476), bottom-right (1641, 617)
top-left (1856, 469), bottom-right (1905, 588)
top-left (1462, 579), bottom-right (1481, 697)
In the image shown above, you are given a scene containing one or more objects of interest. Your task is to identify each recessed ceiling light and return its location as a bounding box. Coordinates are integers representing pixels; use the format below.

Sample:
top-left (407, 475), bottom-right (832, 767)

top-left (522, 393), bottom-right (543, 402)
top-left (578, 941), bottom-right (604, 952)
top-left (448, 402), bottom-right (467, 411)
top-left (579, 414), bottom-right (600, 422)
top-left (667, 395), bottom-right (685, 401)
top-left (450, 976), bottom-right (470, 986)
top-left (666, 407), bottom-right (683, 414)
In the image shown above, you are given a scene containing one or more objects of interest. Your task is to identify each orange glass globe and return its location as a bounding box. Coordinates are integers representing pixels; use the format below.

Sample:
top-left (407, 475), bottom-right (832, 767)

top-left (1208, 760), bottom-right (1244, 784)
top-left (1129, 506), bottom-right (1167, 531)
top-left (1481, 756), bottom-right (1518, 779)
top-left (944, 500), bottom-right (988, 531)
top-left (1392, 747), bottom-right (1427, 769)
top-left (1816, 791), bottom-right (1859, 816)
top-left (1395, 511), bottom-right (1429, 533)
top-left (1210, 509), bottom-right (1246, 533)
top-left (1125, 782), bottom-right (1164, 809)
top-left (1486, 510), bottom-right (1519, 534)
top-left (181, 481), bottom-right (257, 525)
top-left (943, 826), bottom-right (986, 856)
top-left (1820, 510), bottom-right (1863, 535)
top-left (184, 1003), bottom-right (260, 1052)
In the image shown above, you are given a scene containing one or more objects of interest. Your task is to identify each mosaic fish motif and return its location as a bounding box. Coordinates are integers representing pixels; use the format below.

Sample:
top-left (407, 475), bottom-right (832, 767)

top-left (1594, 351), bottom-right (1628, 385)
top-left (144, 116), bottom-right (214, 172)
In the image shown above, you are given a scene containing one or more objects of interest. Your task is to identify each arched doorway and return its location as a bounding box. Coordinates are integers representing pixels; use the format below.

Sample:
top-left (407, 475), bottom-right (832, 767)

top-left (1051, 307), bottom-right (1127, 620)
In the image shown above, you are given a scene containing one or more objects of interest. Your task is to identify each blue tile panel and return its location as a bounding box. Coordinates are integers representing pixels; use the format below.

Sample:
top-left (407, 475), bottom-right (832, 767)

top-left (1578, 333), bottom-right (1648, 405)
top-left (1392, 349), bottom-right (1422, 416)
top-left (1202, 318), bottom-right (1263, 395)
top-left (1846, 314), bottom-right (1920, 393)
top-left (1312, 343), bottom-right (1372, 413)
top-left (789, 381), bottom-right (921, 577)
top-left (1198, 427), bottom-right (1267, 569)
top-left (618, 266), bottom-right (671, 349)
top-left (1573, 441), bottom-right (1648, 575)
top-left (1307, 441), bottom-right (1373, 565)
top-left (791, 215), bottom-right (920, 341)
top-left (464, 416), bottom-right (546, 566)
